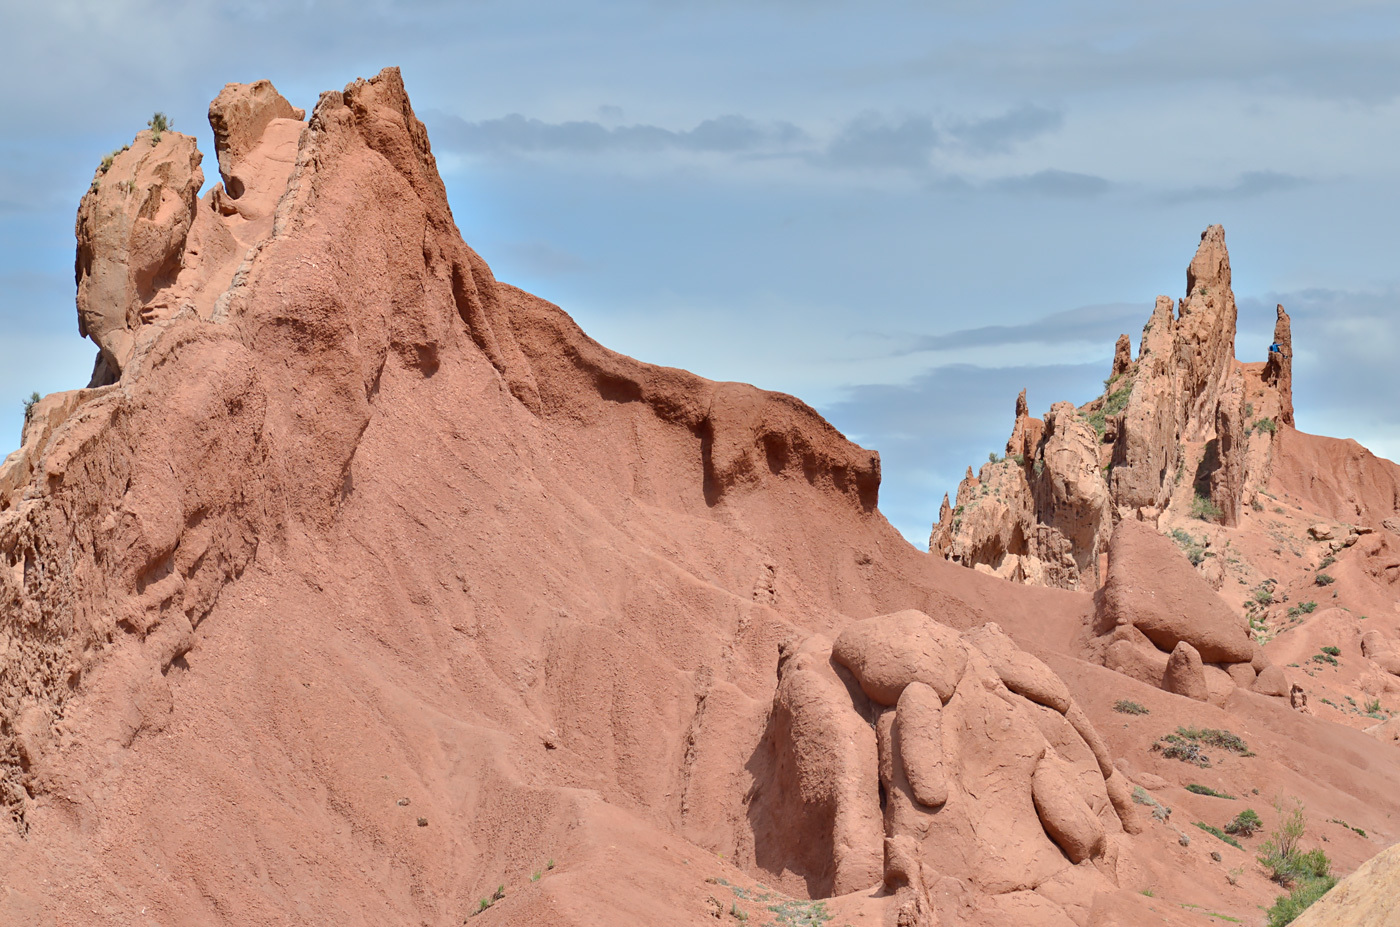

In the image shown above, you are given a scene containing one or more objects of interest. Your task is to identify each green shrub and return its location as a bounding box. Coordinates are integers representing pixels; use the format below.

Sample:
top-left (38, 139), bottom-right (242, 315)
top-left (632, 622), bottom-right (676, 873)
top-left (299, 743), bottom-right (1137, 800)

top-left (1154, 727), bottom-right (1252, 767)
top-left (1178, 727), bottom-right (1250, 756)
top-left (1011, 453), bottom-right (1025, 466)
top-left (1253, 587), bottom-right (1274, 606)
top-left (1311, 652), bottom-right (1337, 666)
top-left (1191, 492), bottom-right (1224, 521)
top-left (1259, 798), bottom-right (1327, 886)
top-left (22, 391), bottom-right (40, 421)
top-left (1171, 528), bottom-right (1207, 565)
top-left (1315, 573), bottom-right (1335, 586)
top-left (1104, 383), bottom-right (1133, 416)
top-left (1186, 784), bottom-right (1236, 799)
top-left (1266, 876), bottom-right (1336, 927)
top-left (1254, 418), bottom-right (1278, 435)
top-left (1321, 646), bottom-right (1341, 657)
top-left (1113, 699), bottom-right (1149, 716)
top-left (1194, 821), bottom-right (1243, 849)
top-left (1154, 733), bottom-right (1210, 767)
top-left (988, 451), bottom-right (1003, 464)
top-left (1225, 809), bottom-right (1262, 837)
top-left (148, 111), bottom-right (171, 141)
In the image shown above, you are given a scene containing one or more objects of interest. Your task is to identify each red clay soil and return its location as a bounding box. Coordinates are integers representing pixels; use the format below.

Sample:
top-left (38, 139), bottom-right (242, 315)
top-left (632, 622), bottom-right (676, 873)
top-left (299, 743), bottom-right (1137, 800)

top-left (0, 69), bottom-right (1398, 927)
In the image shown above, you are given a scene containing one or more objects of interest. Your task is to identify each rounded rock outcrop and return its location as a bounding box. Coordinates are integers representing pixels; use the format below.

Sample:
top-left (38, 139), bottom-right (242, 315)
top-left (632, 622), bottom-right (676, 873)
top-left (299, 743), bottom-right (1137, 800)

top-left (831, 609), bottom-right (968, 705)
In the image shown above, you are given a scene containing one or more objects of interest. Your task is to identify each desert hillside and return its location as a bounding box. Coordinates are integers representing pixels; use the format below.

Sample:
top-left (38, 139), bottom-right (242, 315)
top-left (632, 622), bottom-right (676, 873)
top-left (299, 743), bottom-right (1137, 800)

top-left (1, 70), bottom-right (1398, 927)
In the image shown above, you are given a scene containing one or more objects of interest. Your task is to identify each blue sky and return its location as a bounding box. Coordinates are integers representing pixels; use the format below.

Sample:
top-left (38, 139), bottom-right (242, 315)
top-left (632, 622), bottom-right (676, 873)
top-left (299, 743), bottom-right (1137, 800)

top-left (3, 1), bottom-right (1400, 544)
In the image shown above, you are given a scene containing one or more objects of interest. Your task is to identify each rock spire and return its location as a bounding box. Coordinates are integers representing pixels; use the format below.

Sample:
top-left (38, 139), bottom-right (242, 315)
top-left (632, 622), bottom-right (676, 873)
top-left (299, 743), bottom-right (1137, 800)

top-left (931, 225), bottom-right (1294, 590)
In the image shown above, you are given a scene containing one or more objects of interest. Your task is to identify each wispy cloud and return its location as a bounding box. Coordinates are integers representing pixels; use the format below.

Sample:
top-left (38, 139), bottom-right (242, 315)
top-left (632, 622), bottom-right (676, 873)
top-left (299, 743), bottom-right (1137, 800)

top-left (1164, 170), bottom-right (1312, 204)
top-left (890, 302), bottom-right (1147, 356)
top-left (820, 112), bottom-right (940, 170)
top-left (432, 112), bottom-right (809, 156)
top-left (990, 168), bottom-right (1111, 198)
top-left (945, 104), bottom-right (1063, 155)
top-left (433, 104), bottom-right (1065, 175)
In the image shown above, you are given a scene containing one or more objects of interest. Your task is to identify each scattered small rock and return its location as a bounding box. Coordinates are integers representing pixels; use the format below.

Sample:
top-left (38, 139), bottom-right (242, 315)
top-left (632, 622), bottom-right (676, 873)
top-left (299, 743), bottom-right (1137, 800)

top-left (1211, 851), bottom-right (1222, 862)
top-left (1309, 524), bottom-right (1335, 541)
top-left (397, 797), bottom-right (410, 806)
top-left (543, 729), bottom-right (558, 750)
top-left (417, 817), bottom-right (428, 827)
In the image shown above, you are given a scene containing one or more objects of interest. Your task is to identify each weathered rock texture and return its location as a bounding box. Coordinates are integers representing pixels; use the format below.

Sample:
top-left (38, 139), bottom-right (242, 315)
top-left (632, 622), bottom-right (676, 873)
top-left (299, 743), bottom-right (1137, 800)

top-left (931, 226), bottom-right (1295, 589)
top-left (5, 69), bottom-right (1400, 927)
top-left (73, 82), bottom-right (308, 387)
top-left (760, 610), bottom-right (1132, 919)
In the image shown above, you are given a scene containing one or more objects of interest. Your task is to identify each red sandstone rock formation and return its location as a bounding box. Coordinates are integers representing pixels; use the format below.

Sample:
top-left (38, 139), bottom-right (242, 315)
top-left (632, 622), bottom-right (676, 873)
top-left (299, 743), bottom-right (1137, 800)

top-left (4, 69), bottom-right (1400, 927)
top-left (933, 225), bottom-right (1296, 588)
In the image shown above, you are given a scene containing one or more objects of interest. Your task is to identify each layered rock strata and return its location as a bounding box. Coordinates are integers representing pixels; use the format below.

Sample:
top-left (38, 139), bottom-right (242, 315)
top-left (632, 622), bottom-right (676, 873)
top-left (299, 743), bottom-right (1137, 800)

top-left (931, 226), bottom-right (1294, 590)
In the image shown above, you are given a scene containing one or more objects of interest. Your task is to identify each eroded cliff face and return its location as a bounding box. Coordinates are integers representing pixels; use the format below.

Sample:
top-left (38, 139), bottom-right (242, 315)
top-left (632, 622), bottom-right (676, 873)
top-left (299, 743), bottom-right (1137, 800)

top-left (931, 226), bottom-right (1295, 591)
top-left (6, 69), bottom-right (1400, 927)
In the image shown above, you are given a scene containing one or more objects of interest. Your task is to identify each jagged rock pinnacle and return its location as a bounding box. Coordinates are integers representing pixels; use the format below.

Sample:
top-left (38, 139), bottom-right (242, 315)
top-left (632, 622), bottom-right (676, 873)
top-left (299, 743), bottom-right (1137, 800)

top-left (933, 225), bottom-right (1293, 590)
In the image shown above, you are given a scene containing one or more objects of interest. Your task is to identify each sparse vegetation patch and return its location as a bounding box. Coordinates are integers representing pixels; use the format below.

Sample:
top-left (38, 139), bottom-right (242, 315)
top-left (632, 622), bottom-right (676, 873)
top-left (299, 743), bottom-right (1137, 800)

top-left (1191, 492), bottom-right (1223, 522)
top-left (1193, 821), bottom-right (1243, 849)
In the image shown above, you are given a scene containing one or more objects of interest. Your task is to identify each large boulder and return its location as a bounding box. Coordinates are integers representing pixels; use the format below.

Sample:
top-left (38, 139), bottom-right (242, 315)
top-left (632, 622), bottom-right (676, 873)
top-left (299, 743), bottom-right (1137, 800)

top-left (1162, 641), bottom-right (1209, 702)
top-left (1097, 519), bottom-right (1253, 664)
top-left (832, 609), bottom-right (968, 705)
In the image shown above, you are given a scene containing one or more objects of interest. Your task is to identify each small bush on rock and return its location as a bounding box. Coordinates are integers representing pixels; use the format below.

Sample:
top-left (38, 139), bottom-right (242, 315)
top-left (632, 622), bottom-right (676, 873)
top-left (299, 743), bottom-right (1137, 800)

top-left (1225, 809), bottom-right (1262, 837)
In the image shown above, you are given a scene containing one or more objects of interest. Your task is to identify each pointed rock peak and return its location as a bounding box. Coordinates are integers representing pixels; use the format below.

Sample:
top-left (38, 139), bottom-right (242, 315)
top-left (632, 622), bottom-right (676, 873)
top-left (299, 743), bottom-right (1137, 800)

top-left (1264, 303), bottom-right (1294, 425)
top-left (1185, 224), bottom-right (1230, 298)
top-left (75, 126), bottom-right (204, 384)
top-left (965, 466), bottom-right (974, 480)
top-left (1139, 296), bottom-right (1174, 359)
top-left (208, 80), bottom-right (304, 198)
top-left (1111, 335), bottom-right (1132, 377)
top-left (1015, 389), bottom-right (1029, 419)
